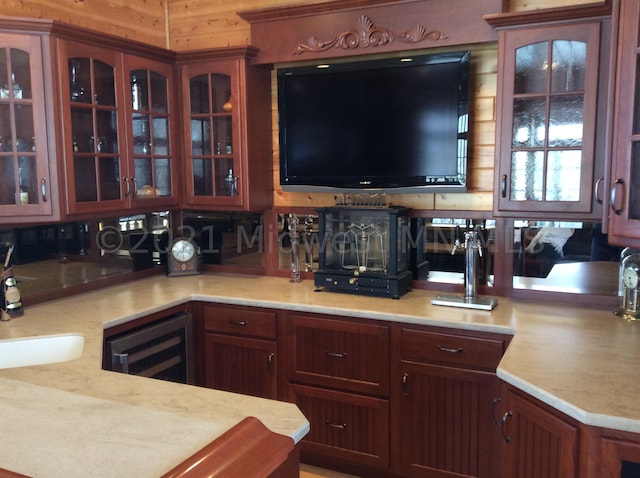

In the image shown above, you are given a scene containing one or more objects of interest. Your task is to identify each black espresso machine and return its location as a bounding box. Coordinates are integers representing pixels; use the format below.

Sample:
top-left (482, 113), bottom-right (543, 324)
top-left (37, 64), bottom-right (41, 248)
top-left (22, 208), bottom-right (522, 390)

top-left (314, 206), bottom-right (412, 299)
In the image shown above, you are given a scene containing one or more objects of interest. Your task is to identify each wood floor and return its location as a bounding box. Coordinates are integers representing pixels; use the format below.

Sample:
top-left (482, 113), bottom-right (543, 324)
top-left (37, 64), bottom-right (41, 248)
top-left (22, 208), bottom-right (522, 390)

top-left (300, 464), bottom-right (359, 478)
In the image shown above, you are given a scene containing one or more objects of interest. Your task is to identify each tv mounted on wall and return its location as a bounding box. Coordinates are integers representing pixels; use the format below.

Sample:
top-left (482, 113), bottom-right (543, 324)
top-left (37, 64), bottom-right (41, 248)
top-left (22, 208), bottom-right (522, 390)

top-left (277, 51), bottom-right (471, 193)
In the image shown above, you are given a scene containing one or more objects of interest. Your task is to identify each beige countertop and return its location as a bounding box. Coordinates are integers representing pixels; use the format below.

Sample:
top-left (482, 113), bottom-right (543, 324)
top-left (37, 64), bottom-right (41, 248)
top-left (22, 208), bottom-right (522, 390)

top-left (0, 273), bottom-right (638, 476)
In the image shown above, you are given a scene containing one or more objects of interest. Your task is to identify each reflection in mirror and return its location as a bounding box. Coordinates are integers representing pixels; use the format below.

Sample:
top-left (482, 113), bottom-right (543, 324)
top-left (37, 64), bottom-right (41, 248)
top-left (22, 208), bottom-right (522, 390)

top-left (512, 220), bottom-right (621, 295)
top-left (181, 211), bottom-right (264, 269)
top-left (277, 214), bottom-right (318, 273)
top-left (0, 211), bottom-right (170, 301)
top-left (416, 218), bottom-right (495, 287)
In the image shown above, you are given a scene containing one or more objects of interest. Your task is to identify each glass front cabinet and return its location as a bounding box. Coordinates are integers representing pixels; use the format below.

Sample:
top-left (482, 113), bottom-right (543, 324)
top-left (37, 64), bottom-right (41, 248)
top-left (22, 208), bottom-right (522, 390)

top-left (0, 32), bottom-right (56, 222)
top-left (179, 48), bottom-right (272, 211)
top-left (608, 0), bottom-right (640, 247)
top-left (59, 40), bottom-right (178, 216)
top-left (493, 19), bottom-right (605, 218)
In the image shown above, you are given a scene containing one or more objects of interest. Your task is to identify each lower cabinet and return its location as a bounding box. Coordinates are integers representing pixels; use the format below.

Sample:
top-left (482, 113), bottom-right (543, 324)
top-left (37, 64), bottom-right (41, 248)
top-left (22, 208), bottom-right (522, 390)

top-left (392, 324), bottom-right (508, 478)
top-left (191, 302), bottom-right (640, 478)
top-left (201, 303), bottom-right (278, 400)
top-left (282, 311), bottom-right (391, 476)
top-left (500, 385), bottom-right (579, 478)
top-left (600, 434), bottom-right (640, 478)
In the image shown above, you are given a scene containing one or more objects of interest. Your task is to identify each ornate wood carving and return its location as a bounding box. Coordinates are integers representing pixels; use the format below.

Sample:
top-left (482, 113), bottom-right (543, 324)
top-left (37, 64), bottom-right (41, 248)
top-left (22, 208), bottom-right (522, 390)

top-left (292, 15), bottom-right (447, 55)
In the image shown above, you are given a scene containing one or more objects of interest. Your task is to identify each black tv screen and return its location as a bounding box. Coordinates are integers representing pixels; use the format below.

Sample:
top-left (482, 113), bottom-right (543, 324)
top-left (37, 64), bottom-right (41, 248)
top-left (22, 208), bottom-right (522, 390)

top-left (277, 51), bottom-right (470, 192)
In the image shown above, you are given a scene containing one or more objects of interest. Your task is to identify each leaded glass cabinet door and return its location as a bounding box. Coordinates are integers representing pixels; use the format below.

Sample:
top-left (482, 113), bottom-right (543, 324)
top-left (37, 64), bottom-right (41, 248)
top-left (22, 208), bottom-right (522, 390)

top-left (494, 22), bottom-right (600, 216)
top-left (61, 41), bottom-right (127, 214)
top-left (0, 34), bottom-right (52, 218)
top-left (609, 0), bottom-right (640, 247)
top-left (125, 56), bottom-right (178, 209)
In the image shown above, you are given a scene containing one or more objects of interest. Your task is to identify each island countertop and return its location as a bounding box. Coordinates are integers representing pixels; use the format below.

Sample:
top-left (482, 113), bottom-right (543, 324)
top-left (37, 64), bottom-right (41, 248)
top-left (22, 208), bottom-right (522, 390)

top-left (0, 273), bottom-right (637, 476)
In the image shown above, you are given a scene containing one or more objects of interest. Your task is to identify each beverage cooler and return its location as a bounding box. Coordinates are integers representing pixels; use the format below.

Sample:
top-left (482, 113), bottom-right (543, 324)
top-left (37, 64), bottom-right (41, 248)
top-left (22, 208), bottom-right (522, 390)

top-left (314, 206), bottom-right (412, 299)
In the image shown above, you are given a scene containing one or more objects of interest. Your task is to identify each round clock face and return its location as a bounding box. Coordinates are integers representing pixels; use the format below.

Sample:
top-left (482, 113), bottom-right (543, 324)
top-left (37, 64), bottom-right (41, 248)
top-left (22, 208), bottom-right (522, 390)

top-left (623, 263), bottom-right (639, 289)
top-left (171, 239), bottom-right (195, 262)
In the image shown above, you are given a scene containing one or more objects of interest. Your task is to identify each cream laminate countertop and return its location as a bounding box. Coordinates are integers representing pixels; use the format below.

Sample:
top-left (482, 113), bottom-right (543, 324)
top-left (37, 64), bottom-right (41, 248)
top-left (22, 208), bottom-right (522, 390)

top-left (0, 273), bottom-right (638, 476)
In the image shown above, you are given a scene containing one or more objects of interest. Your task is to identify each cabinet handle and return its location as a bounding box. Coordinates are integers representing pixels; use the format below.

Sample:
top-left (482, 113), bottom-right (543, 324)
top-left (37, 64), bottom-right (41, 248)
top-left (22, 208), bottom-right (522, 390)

top-left (40, 179), bottom-right (47, 202)
top-left (267, 352), bottom-right (275, 374)
top-left (500, 174), bottom-right (507, 198)
top-left (325, 419), bottom-right (347, 430)
top-left (437, 345), bottom-right (463, 354)
top-left (123, 177), bottom-right (130, 197)
top-left (492, 397), bottom-right (502, 426)
top-left (325, 350), bottom-right (347, 358)
top-left (594, 177), bottom-right (604, 204)
top-left (229, 320), bottom-right (248, 326)
top-left (501, 411), bottom-right (513, 443)
top-left (132, 177), bottom-right (138, 197)
top-left (610, 178), bottom-right (625, 215)
top-left (402, 373), bottom-right (409, 397)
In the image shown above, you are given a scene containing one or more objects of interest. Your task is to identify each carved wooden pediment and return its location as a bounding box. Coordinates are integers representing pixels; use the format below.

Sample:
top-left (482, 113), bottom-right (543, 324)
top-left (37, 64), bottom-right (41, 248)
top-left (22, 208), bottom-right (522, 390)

top-left (292, 15), bottom-right (447, 55)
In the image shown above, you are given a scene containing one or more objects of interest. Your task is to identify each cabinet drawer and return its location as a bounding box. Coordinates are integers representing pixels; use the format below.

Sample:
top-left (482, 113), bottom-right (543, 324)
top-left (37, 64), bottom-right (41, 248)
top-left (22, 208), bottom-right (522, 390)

top-left (400, 327), bottom-right (506, 371)
top-left (203, 304), bottom-right (276, 339)
top-left (285, 314), bottom-right (389, 396)
top-left (290, 384), bottom-right (389, 469)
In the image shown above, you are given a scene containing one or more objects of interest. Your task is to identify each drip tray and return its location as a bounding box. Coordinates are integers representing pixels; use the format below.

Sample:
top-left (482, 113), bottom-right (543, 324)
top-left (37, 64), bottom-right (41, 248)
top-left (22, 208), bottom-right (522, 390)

top-left (431, 294), bottom-right (498, 311)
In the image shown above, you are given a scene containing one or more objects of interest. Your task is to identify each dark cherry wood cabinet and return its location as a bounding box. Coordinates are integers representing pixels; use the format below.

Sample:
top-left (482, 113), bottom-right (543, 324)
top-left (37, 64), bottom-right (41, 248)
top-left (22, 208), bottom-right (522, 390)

top-left (392, 324), bottom-right (508, 477)
top-left (178, 48), bottom-right (272, 212)
top-left (488, 7), bottom-right (612, 219)
top-left (59, 39), bottom-right (180, 216)
top-left (600, 433), bottom-right (640, 478)
top-left (281, 311), bottom-right (391, 474)
top-left (501, 385), bottom-right (579, 478)
top-left (0, 27), bottom-right (61, 224)
top-left (202, 303), bottom-right (278, 400)
top-left (608, 0), bottom-right (640, 247)
top-left (122, 54), bottom-right (180, 211)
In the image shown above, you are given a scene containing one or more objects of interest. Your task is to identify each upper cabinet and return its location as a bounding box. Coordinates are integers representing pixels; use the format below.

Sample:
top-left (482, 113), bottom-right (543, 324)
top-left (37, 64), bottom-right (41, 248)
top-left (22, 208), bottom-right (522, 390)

top-left (179, 48), bottom-right (272, 211)
top-left (0, 30), bottom-right (60, 223)
top-left (58, 39), bottom-right (179, 216)
top-left (489, 8), bottom-right (612, 219)
top-left (608, 0), bottom-right (640, 247)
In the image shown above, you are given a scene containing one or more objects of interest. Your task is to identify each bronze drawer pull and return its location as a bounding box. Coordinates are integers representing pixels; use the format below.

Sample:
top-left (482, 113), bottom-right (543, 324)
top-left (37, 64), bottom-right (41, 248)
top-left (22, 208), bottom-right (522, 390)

top-left (229, 320), bottom-right (248, 326)
top-left (325, 419), bottom-right (347, 430)
top-left (437, 345), bottom-right (463, 354)
top-left (501, 411), bottom-right (513, 443)
top-left (325, 350), bottom-right (347, 358)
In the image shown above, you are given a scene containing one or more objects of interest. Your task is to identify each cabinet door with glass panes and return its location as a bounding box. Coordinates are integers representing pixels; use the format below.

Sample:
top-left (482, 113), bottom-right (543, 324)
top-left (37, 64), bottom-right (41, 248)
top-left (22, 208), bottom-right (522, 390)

top-left (59, 40), bottom-right (128, 215)
top-left (494, 21), bottom-right (601, 217)
top-left (123, 55), bottom-right (179, 209)
top-left (0, 34), bottom-right (53, 219)
top-left (608, 0), bottom-right (640, 247)
top-left (181, 50), bottom-right (272, 211)
top-left (182, 59), bottom-right (242, 207)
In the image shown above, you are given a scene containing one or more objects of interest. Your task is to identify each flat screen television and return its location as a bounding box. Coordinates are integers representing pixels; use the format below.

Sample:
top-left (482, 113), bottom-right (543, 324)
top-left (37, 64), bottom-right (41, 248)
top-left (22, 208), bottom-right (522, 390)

top-left (277, 51), bottom-right (470, 193)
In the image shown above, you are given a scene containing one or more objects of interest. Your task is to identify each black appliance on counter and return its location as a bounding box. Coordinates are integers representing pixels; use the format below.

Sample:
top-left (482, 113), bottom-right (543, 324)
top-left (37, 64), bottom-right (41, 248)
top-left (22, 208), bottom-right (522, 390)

top-left (314, 206), bottom-right (412, 299)
top-left (103, 311), bottom-right (194, 384)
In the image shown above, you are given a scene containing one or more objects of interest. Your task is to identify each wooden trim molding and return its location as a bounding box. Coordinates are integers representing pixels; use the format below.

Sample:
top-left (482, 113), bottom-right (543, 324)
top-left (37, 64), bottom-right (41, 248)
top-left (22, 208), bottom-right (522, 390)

top-left (161, 416), bottom-right (296, 478)
top-left (484, 1), bottom-right (612, 29)
top-left (238, 0), bottom-right (504, 65)
top-left (292, 14), bottom-right (447, 56)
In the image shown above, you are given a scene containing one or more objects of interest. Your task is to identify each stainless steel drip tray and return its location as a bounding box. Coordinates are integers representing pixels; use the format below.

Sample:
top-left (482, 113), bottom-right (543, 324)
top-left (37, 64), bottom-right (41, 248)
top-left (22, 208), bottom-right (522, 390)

top-left (431, 294), bottom-right (498, 311)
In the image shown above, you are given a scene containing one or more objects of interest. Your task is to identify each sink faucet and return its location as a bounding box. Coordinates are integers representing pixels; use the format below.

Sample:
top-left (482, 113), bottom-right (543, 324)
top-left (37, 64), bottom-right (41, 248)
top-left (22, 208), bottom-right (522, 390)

top-left (451, 227), bottom-right (483, 300)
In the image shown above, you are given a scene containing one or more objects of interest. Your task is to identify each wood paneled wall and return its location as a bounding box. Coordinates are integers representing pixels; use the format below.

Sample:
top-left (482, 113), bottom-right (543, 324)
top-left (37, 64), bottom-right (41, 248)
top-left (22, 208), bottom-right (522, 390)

top-left (0, 0), bottom-right (168, 48)
top-left (0, 0), bottom-right (602, 212)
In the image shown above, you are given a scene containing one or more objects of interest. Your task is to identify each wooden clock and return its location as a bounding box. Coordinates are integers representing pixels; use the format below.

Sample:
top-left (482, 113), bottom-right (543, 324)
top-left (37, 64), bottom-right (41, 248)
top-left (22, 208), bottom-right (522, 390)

top-left (167, 237), bottom-right (199, 277)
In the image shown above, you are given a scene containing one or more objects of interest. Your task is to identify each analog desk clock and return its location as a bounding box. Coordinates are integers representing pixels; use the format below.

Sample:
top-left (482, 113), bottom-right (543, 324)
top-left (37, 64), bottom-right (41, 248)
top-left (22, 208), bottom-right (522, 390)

top-left (617, 255), bottom-right (640, 320)
top-left (168, 237), bottom-right (199, 277)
